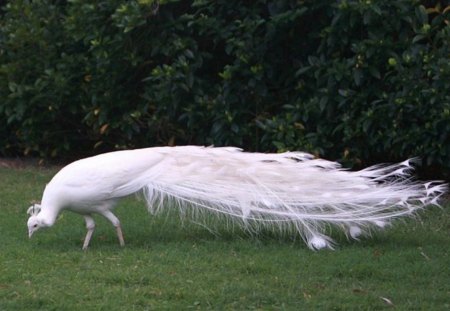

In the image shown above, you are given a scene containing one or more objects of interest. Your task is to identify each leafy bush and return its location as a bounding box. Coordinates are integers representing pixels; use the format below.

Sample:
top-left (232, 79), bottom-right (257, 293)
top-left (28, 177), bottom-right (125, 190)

top-left (0, 0), bottom-right (449, 177)
top-left (262, 1), bottom-right (450, 170)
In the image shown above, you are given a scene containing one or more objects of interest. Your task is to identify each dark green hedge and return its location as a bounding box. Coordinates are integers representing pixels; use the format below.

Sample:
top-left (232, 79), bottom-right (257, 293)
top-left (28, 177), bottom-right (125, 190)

top-left (1, 0), bottom-right (449, 176)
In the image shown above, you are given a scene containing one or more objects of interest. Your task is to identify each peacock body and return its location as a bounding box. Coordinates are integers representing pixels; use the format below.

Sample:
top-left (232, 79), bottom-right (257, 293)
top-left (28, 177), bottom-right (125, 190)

top-left (27, 146), bottom-right (447, 250)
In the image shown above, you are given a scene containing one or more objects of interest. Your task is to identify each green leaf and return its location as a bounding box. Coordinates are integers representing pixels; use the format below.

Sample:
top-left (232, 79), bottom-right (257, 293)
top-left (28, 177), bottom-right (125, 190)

top-left (412, 34), bottom-right (426, 43)
top-left (353, 69), bottom-right (362, 86)
top-left (368, 66), bottom-right (381, 79)
top-left (415, 5), bottom-right (428, 24)
top-left (295, 66), bottom-right (310, 76)
top-left (319, 97), bottom-right (328, 112)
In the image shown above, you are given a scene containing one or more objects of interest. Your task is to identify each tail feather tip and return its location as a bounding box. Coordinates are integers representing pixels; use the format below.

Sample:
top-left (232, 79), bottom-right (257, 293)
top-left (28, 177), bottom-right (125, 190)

top-left (349, 226), bottom-right (362, 239)
top-left (374, 220), bottom-right (388, 228)
top-left (308, 235), bottom-right (333, 250)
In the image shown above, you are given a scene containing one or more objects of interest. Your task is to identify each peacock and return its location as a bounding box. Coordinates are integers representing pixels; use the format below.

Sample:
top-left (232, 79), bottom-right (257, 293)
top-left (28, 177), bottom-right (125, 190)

top-left (26, 146), bottom-right (447, 250)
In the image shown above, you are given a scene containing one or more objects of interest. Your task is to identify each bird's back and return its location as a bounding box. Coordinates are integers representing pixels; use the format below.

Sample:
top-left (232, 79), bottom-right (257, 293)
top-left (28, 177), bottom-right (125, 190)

top-left (42, 148), bottom-right (168, 208)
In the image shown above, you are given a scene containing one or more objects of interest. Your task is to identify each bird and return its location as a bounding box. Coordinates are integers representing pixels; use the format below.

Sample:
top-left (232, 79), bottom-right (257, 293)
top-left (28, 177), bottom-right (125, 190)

top-left (26, 146), bottom-right (447, 250)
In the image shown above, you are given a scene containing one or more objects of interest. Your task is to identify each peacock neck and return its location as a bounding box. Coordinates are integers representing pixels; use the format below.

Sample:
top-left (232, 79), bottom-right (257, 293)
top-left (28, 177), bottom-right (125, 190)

top-left (38, 207), bottom-right (59, 227)
top-left (39, 190), bottom-right (62, 227)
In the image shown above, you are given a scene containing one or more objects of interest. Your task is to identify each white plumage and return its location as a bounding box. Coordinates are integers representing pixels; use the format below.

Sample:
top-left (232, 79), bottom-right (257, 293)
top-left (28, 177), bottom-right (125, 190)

top-left (26, 146), bottom-right (447, 250)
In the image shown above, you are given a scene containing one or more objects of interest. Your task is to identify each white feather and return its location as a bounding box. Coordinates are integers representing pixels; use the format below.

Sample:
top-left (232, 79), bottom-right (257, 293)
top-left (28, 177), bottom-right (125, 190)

top-left (27, 146), bottom-right (447, 250)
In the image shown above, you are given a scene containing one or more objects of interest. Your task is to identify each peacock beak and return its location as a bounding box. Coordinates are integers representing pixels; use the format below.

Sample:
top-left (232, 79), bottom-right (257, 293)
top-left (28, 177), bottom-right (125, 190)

top-left (28, 230), bottom-right (34, 238)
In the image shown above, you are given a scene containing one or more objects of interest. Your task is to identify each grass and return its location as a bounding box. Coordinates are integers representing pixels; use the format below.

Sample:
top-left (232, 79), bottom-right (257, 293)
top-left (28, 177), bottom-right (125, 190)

top-left (0, 166), bottom-right (449, 310)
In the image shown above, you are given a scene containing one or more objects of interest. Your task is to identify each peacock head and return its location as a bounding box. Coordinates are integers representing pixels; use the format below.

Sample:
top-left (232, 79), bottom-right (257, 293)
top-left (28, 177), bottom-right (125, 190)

top-left (27, 204), bottom-right (43, 238)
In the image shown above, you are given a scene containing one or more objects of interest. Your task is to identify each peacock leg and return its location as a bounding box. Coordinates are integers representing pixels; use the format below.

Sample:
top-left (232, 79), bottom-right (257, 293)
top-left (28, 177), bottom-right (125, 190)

top-left (99, 210), bottom-right (125, 247)
top-left (116, 225), bottom-right (125, 247)
top-left (82, 215), bottom-right (95, 250)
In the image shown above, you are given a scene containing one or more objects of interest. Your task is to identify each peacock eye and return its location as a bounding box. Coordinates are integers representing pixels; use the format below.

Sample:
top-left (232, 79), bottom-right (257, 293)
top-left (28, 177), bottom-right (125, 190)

top-left (34, 224), bottom-right (38, 228)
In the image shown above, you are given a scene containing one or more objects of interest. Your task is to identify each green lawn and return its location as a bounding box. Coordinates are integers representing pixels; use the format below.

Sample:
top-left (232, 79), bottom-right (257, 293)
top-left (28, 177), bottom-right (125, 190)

top-left (0, 166), bottom-right (449, 310)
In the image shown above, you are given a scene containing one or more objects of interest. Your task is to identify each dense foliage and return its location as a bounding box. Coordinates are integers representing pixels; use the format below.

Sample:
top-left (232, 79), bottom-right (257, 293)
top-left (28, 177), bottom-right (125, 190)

top-left (0, 0), bottom-right (449, 175)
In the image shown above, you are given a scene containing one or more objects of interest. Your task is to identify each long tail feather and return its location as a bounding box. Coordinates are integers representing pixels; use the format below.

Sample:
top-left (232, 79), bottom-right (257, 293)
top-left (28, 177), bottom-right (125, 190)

top-left (132, 146), bottom-right (446, 250)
